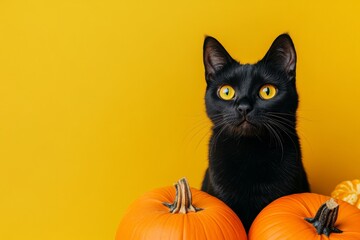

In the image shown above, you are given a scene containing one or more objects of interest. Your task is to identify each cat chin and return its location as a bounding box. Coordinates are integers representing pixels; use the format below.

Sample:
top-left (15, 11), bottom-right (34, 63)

top-left (229, 121), bottom-right (260, 138)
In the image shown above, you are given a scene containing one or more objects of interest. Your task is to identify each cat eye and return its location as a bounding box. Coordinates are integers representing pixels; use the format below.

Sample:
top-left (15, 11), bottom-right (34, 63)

top-left (259, 84), bottom-right (277, 100)
top-left (218, 85), bottom-right (235, 100)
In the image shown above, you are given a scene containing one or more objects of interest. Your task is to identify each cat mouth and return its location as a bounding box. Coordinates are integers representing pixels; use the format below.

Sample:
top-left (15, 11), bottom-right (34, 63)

top-left (233, 120), bottom-right (258, 136)
top-left (237, 119), bottom-right (254, 127)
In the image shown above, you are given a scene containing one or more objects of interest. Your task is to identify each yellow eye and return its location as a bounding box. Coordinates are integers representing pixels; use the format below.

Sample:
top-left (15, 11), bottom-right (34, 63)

top-left (218, 85), bottom-right (235, 100)
top-left (259, 84), bottom-right (277, 100)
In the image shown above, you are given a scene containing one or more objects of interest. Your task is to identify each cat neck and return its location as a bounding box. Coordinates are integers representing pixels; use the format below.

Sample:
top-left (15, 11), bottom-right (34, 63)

top-left (209, 126), bottom-right (300, 163)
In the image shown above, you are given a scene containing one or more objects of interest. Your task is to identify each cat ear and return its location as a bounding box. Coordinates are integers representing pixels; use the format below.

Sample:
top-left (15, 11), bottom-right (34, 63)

top-left (262, 34), bottom-right (297, 79)
top-left (203, 36), bottom-right (235, 82)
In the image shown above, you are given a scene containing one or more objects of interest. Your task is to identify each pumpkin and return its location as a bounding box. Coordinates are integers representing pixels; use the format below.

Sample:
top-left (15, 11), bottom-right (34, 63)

top-left (331, 179), bottom-right (360, 209)
top-left (116, 178), bottom-right (247, 240)
top-left (248, 193), bottom-right (360, 240)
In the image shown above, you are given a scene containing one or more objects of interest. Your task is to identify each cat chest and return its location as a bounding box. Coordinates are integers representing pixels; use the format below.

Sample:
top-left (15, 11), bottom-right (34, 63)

top-left (210, 150), bottom-right (299, 184)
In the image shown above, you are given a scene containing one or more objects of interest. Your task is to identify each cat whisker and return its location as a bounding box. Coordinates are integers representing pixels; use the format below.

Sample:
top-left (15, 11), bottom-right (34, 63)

top-left (263, 122), bottom-right (284, 161)
top-left (264, 117), bottom-right (299, 157)
top-left (267, 111), bottom-right (310, 122)
top-left (264, 113), bottom-right (311, 149)
top-left (266, 111), bottom-right (296, 117)
top-left (265, 113), bottom-right (296, 126)
top-left (194, 129), bottom-right (211, 152)
top-left (209, 114), bottom-right (234, 156)
top-left (183, 114), bottom-right (224, 144)
top-left (210, 123), bottom-right (228, 157)
top-left (263, 115), bottom-right (296, 133)
top-left (182, 115), bottom-right (223, 154)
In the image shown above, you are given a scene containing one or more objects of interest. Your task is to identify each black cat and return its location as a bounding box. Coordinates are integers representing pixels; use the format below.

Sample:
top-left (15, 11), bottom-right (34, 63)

top-left (201, 34), bottom-right (310, 232)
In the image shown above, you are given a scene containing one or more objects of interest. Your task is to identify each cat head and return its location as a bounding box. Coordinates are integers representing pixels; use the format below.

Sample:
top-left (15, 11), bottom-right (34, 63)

top-left (203, 34), bottom-right (298, 138)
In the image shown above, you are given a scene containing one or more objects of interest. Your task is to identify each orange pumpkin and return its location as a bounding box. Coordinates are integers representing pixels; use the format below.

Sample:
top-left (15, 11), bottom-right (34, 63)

top-left (331, 179), bottom-right (360, 209)
top-left (116, 178), bottom-right (247, 240)
top-left (249, 193), bottom-right (360, 240)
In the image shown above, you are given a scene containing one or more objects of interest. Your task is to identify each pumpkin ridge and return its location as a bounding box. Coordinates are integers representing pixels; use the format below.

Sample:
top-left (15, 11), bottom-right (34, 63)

top-left (248, 193), bottom-right (360, 240)
top-left (211, 207), bottom-right (245, 238)
top-left (116, 178), bottom-right (247, 240)
top-left (192, 212), bottom-right (209, 239)
top-left (332, 179), bottom-right (360, 209)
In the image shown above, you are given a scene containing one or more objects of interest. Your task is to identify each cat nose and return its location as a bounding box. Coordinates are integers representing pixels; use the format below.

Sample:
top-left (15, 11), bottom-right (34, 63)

top-left (237, 100), bottom-right (253, 115)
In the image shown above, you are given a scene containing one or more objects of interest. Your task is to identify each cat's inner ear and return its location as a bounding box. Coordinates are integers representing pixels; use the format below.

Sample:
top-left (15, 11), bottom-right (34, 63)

top-left (203, 36), bottom-right (234, 81)
top-left (262, 34), bottom-right (297, 79)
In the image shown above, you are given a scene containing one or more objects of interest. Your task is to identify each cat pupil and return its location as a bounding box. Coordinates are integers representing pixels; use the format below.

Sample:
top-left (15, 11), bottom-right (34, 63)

top-left (224, 88), bottom-right (229, 95)
top-left (264, 87), bottom-right (270, 95)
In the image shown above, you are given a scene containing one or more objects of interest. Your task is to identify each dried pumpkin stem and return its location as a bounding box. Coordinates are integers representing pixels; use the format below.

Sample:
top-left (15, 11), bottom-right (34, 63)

top-left (163, 178), bottom-right (202, 214)
top-left (305, 198), bottom-right (343, 237)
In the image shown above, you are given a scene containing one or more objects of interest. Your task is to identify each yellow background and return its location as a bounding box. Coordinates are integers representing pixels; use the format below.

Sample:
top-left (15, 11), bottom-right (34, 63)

top-left (1, 0), bottom-right (360, 239)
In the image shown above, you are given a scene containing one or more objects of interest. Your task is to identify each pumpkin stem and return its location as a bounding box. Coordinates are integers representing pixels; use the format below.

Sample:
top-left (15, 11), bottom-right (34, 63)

top-left (305, 198), bottom-right (343, 237)
top-left (163, 178), bottom-right (202, 214)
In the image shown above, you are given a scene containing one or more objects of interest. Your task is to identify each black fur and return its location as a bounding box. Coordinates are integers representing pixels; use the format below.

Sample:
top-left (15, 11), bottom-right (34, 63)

top-left (201, 34), bottom-right (310, 232)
